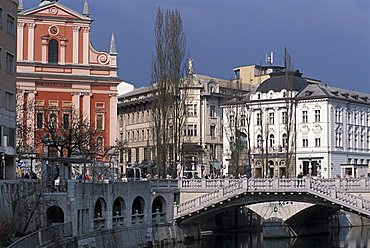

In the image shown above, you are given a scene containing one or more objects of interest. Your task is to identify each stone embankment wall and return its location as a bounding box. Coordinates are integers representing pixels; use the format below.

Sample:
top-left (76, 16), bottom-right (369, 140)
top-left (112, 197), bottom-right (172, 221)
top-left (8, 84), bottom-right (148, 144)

top-left (41, 224), bottom-right (197, 248)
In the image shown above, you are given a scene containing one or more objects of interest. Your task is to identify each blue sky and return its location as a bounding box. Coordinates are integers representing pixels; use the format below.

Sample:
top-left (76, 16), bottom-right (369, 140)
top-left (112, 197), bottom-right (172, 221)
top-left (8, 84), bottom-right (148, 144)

top-left (25, 0), bottom-right (370, 92)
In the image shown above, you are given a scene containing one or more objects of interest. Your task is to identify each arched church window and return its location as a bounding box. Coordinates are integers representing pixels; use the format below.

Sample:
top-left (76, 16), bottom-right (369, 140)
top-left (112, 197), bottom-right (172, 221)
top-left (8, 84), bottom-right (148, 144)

top-left (48, 39), bottom-right (59, 64)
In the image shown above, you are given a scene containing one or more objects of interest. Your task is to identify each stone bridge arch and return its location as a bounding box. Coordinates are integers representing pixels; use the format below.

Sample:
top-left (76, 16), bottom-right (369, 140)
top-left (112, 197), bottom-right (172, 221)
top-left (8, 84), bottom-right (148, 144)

top-left (46, 205), bottom-right (64, 226)
top-left (176, 192), bottom-right (340, 225)
top-left (112, 196), bottom-right (126, 227)
top-left (94, 197), bottom-right (107, 230)
top-left (132, 196), bottom-right (145, 224)
top-left (152, 196), bottom-right (167, 224)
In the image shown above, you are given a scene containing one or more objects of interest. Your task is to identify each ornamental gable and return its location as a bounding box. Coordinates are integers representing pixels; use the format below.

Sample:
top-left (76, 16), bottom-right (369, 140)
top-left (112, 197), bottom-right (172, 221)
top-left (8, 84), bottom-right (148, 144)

top-left (19, 3), bottom-right (91, 21)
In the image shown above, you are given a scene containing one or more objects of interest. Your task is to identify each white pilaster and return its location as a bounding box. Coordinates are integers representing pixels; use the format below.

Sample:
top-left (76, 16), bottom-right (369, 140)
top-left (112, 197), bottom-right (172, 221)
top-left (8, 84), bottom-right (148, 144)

top-left (17, 22), bottom-right (25, 61)
top-left (82, 93), bottom-right (91, 123)
top-left (72, 93), bottom-right (80, 119)
top-left (72, 26), bottom-right (80, 64)
top-left (109, 93), bottom-right (118, 146)
top-left (60, 39), bottom-right (66, 64)
top-left (82, 27), bottom-right (90, 65)
top-left (41, 38), bottom-right (48, 63)
top-left (27, 23), bottom-right (36, 61)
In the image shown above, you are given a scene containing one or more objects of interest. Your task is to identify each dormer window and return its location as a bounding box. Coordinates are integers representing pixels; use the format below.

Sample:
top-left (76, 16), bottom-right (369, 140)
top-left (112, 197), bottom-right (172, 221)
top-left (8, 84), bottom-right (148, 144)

top-left (305, 91), bottom-right (313, 96)
top-left (48, 39), bottom-right (59, 64)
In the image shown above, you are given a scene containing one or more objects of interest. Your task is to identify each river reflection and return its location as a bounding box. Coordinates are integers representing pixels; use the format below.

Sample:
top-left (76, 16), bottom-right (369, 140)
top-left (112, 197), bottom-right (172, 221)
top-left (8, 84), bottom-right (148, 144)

top-left (170, 226), bottom-right (370, 248)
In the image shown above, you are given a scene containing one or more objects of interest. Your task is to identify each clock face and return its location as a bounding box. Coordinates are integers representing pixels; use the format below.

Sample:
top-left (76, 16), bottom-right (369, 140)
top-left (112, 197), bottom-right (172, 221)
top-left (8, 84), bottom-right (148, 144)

top-left (49, 25), bottom-right (59, 36)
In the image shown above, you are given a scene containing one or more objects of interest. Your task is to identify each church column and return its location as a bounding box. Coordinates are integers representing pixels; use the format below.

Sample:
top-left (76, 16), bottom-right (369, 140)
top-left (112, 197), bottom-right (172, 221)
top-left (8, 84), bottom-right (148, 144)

top-left (27, 23), bottom-right (36, 61)
top-left (72, 26), bottom-right (80, 64)
top-left (109, 93), bottom-right (118, 146)
top-left (60, 39), bottom-right (66, 64)
top-left (82, 27), bottom-right (90, 65)
top-left (82, 92), bottom-right (91, 123)
top-left (41, 37), bottom-right (48, 63)
top-left (72, 92), bottom-right (80, 119)
top-left (17, 22), bottom-right (25, 61)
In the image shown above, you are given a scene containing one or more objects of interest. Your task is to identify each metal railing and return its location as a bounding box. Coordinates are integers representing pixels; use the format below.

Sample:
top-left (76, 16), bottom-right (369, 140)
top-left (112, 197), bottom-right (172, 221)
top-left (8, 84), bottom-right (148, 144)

top-left (8, 222), bottom-right (72, 248)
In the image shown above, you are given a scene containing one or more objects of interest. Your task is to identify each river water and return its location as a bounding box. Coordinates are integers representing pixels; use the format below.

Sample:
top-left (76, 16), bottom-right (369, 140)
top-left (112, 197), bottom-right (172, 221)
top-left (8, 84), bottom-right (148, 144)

top-left (171, 226), bottom-right (370, 248)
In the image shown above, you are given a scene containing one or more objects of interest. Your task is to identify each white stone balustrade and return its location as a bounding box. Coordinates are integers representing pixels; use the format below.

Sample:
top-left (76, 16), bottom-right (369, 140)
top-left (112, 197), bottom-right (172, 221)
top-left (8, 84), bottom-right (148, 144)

top-left (175, 178), bottom-right (370, 220)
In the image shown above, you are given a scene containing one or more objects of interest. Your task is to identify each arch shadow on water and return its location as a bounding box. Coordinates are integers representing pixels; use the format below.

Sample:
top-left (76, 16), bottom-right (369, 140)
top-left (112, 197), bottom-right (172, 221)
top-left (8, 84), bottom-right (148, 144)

top-left (160, 226), bottom-right (370, 248)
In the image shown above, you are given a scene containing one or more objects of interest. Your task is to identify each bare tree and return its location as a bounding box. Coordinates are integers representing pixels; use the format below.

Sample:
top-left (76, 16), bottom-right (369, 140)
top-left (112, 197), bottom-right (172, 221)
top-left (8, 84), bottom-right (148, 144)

top-left (283, 47), bottom-right (297, 177)
top-left (6, 181), bottom-right (54, 235)
top-left (16, 90), bottom-right (36, 156)
top-left (151, 7), bottom-right (187, 178)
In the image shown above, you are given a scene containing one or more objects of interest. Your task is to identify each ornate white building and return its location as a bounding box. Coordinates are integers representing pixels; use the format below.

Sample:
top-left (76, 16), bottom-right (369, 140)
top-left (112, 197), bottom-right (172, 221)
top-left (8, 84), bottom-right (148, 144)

top-left (223, 70), bottom-right (370, 178)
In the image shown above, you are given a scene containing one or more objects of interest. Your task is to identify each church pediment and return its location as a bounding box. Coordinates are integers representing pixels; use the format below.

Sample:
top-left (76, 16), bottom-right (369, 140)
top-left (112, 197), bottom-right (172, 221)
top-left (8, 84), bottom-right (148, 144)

top-left (19, 2), bottom-right (91, 21)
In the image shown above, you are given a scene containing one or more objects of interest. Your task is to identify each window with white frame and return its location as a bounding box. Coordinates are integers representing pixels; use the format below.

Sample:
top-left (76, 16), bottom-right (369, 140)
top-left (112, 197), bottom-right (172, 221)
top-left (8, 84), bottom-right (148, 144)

top-left (315, 138), bottom-right (321, 147)
top-left (354, 133), bottom-right (358, 148)
top-left (210, 125), bottom-right (216, 137)
top-left (302, 138), bottom-right (308, 147)
top-left (210, 105), bottom-right (216, 117)
top-left (348, 112), bottom-right (352, 125)
top-left (96, 114), bottom-right (104, 130)
top-left (269, 134), bottom-right (275, 147)
top-left (256, 112), bottom-right (261, 125)
top-left (314, 110), bottom-right (320, 122)
top-left (241, 114), bottom-right (246, 126)
top-left (257, 134), bottom-right (263, 148)
top-left (48, 39), bottom-right (59, 64)
top-left (336, 132), bottom-right (343, 148)
top-left (186, 104), bottom-right (197, 116)
top-left (361, 134), bottom-right (364, 149)
top-left (302, 111), bottom-right (308, 123)
top-left (269, 112), bottom-right (274, 125)
top-left (184, 124), bottom-right (197, 136)
top-left (335, 109), bottom-right (342, 123)
top-left (348, 133), bottom-right (352, 148)
top-left (229, 114), bottom-right (235, 127)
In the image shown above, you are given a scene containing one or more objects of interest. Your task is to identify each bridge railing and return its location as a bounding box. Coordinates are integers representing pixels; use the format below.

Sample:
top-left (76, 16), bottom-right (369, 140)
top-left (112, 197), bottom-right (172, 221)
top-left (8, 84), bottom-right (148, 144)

top-left (8, 222), bottom-right (72, 248)
top-left (180, 179), bottom-right (245, 189)
top-left (150, 179), bottom-right (178, 188)
top-left (175, 178), bottom-right (370, 219)
top-left (179, 178), bottom-right (370, 191)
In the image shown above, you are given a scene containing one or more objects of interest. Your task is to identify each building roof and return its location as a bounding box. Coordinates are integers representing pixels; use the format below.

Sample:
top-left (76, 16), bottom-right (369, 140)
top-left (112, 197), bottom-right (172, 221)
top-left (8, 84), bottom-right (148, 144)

top-left (297, 83), bottom-right (370, 104)
top-left (256, 71), bottom-right (311, 93)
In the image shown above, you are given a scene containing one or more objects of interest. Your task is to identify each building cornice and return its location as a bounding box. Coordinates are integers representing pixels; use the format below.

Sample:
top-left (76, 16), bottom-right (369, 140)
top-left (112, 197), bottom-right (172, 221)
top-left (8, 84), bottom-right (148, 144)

top-left (17, 73), bottom-right (121, 85)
